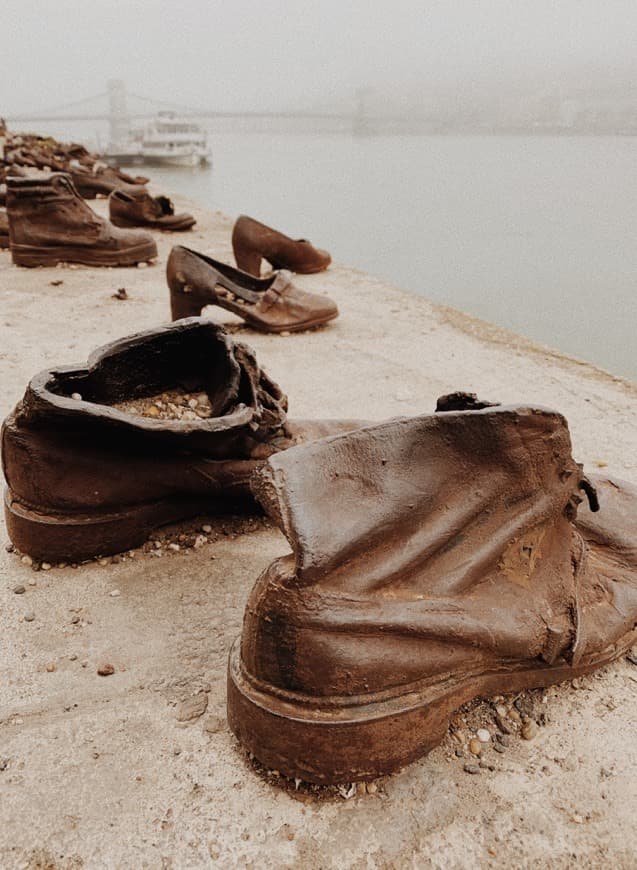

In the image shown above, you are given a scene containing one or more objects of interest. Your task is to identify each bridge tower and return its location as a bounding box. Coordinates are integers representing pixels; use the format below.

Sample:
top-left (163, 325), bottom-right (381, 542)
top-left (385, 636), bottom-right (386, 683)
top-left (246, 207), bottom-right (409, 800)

top-left (107, 79), bottom-right (130, 147)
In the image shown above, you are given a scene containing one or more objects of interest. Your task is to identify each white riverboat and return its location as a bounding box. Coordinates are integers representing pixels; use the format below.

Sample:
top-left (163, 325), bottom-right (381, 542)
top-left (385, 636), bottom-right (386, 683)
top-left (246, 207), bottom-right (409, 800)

top-left (104, 112), bottom-right (211, 168)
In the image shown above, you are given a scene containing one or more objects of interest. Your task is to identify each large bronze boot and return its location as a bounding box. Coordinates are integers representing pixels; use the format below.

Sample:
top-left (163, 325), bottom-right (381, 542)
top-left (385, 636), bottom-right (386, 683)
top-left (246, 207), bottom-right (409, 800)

top-left (2, 318), bottom-right (362, 562)
top-left (6, 173), bottom-right (157, 267)
top-left (228, 402), bottom-right (637, 784)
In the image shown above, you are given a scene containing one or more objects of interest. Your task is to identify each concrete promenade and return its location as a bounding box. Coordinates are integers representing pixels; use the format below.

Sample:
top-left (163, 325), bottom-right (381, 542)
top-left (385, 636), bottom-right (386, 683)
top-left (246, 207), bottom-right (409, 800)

top-left (1, 194), bottom-right (636, 868)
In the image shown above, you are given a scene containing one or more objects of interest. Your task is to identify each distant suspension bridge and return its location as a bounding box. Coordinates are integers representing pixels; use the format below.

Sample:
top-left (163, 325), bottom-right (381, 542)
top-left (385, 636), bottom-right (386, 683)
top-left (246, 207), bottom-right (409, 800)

top-left (5, 81), bottom-right (386, 137)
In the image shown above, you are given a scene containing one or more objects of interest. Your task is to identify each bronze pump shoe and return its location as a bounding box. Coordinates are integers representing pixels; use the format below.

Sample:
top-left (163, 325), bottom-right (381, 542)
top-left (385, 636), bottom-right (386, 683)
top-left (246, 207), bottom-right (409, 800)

top-left (2, 318), bottom-right (362, 562)
top-left (167, 245), bottom-right (338, 333)
top-left (232, 214), bottom-right (331, 277)
top-left (109, 189), bottom-right (196, 231)
top-left (228, 402), bottom-right (637, 784)
top-left (6, 173), bottom-right (157, 268)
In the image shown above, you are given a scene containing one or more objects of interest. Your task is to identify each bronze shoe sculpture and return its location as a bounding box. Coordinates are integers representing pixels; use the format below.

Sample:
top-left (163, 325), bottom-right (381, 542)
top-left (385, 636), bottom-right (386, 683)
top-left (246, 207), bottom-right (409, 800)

top-left (2, 318), bottom-right (362, 562)
top-left (232, 214), bottom-right (331, 277)
top-left (69, 164), bottom-right (149, 200)
top-left (228, 401), bottom-right (637, 784)
top-left (0, 208), bottom-right (8, 248)
top-left (109, 189), bottom-right (196, 231)
top-left (6, 173), bottom-right (157, 267)
top-left (167, 246), bottom-right (338, 333)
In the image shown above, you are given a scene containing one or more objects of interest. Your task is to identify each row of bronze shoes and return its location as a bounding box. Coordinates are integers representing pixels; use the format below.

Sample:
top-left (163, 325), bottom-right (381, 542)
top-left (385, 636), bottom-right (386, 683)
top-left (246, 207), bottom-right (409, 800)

top-left (0, 170), bottom-right (337, 333)
top-left (2, 315), bottom-right (636, 784)
top-left (2, 127), bottom-right (636, 786)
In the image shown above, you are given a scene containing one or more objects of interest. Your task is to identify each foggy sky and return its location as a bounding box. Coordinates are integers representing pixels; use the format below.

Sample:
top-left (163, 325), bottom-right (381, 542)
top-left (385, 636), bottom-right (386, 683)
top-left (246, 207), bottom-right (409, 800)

top-left (3, 0), bottom-right (637, 116)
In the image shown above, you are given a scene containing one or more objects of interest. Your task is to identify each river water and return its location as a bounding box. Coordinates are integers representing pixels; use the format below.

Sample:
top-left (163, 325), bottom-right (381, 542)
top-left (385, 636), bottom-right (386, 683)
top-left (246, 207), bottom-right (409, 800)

top-left (41, 124), bottom-right (636, 381)
top-left (137, 133), bottom-right (636, 382)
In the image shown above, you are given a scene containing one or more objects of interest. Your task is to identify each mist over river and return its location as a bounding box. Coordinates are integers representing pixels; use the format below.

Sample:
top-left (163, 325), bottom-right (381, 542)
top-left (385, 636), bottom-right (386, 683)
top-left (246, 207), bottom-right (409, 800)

top-left (47, 126), bottom-right (637, 380)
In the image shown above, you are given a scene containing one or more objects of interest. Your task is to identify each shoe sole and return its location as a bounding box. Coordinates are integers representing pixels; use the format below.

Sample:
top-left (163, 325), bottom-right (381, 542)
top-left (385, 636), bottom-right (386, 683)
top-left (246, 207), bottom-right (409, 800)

top-left (227, 627), bottom-right (637, 785)
top-left (112, 216), bottom-right (196, 232)
top-left (170, 286), bottom-right (339, 333)
top-left (10, 240), bottom-right (158, 268)
top-left (4, 487), bottom-right (223, 562)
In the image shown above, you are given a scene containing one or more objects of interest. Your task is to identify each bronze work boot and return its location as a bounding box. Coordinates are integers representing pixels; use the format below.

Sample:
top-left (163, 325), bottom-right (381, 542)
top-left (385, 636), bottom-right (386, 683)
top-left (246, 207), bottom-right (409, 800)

top-left (0, 208), bottom-right (8, 248)
top-left (2, 318), bottom-right (363, 562)
top-left (228, 402), bottom-right (637, 784)
top-left (109, 189), bottom-right (196, 231)
top-left (167, 246), bottom-right (338, 333)
top-left (6, 173), bottom-right (157, 267)
top-left (232, 214), bottom-right (331, 276)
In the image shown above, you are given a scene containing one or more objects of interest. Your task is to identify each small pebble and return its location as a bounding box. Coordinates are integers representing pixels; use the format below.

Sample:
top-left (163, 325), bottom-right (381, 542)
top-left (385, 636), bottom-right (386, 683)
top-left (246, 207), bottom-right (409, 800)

top-left (495, 713), bottom-right (513, 734)
top-left (109, 590), bottom-right (121, 597)
top-left (495, 733), bottom-right (510, 747)
top-left (41, 562), bottom-right (52, 571)
top-left (69, 654), bottom-right (78, 661)
top-left (201, 524), bottom-right (212, 534)
top-left (71, 615), bottom-right (80, 624)
top-left (176, 693), bottom-right (208, 722)
top-left (476, 729), bottom-right (491, 743)
top-left (469, 738), bottom-right (482, 756)
top-left (97, 663), bottom-right (115, 676)
top-left (45, 662), bottom-right (56, 673)
top-left (98, 558), bottom-right (109, 567)
top-left (13, 585), bottom-right (25, 595)
top-left (464, 763), bottom-right (481, 775)
top-left (24, 612), bottom-right (35, 622)
top-left (366, 782), bottom-right (378, 794)
top-left (522, 720), bottom-right (538, 740)
top-left (71, 392), bottom-right (82, 401)
top-left (21, 555), bottom-right (33, 566)
top-left (493, 743), bottom-right (506, 754)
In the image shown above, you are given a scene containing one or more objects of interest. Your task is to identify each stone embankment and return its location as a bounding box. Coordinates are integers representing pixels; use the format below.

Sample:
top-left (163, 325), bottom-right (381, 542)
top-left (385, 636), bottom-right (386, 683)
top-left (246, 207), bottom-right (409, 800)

top-left (1, 194), bottom-right (636, 868)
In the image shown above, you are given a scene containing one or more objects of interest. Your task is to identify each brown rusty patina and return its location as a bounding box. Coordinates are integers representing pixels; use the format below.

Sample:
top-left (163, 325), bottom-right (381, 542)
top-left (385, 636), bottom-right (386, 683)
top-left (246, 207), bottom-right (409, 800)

top-left (167, 245), bottom-right (339, 333)
top-left (232, 214), bottom-right (331, 277)
top-left (109, 189), bottom-right (196, 232)
top-left (1, 318), bottom-right (363, 562)
top-left (227, 401), bottom-right (637, 784)
top-left (6, 173), bottom-right (157, 268)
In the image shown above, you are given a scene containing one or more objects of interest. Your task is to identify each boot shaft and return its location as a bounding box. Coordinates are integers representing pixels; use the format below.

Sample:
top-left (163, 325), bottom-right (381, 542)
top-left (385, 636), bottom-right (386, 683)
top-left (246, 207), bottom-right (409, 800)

top-left (6, 173), bottom-right (102, 246)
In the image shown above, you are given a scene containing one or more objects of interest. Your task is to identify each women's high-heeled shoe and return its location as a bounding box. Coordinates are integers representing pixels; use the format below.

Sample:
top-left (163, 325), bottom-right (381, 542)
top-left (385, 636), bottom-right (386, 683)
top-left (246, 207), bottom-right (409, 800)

top-left (166, 245), bottom-right (338, 333)
top-left (232, 214), bottom-right (331, 276)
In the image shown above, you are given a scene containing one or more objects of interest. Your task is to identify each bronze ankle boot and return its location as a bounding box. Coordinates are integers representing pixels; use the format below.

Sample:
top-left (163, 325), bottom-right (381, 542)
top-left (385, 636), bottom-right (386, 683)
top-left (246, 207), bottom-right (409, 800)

top-left (109, 189), bottom-right (196, 231)
top-left (6, 173), bottom-right (157, 267)
top-left (228, 402), bottom-right (637, 783)
top-left (2, 318), bottom-right (363, 562)
top-left (232, 214), bottom-right (331, 276)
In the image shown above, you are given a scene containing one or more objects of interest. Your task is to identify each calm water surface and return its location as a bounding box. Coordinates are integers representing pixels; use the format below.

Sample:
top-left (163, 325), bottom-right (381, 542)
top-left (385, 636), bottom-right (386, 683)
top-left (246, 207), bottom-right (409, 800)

top-left (135, 134), bottom-right (636, 381)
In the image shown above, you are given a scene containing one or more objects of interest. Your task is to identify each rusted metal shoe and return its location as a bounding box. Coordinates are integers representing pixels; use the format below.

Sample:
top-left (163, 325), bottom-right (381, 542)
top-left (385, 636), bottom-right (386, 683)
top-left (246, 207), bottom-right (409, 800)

top-left (167, 245), bottom-right (338, 333)
top-left (232, 214), bottom-right (331, 276)
top-left (109, 189), bottom-right (196, 231)
top-left (2, 318), bottom-right (362, 562)
top-left (0, 207), bottom-right (8, 248)
top-left (6, 173), bottom-right (157, 267)
top-left (69, 164), bottom-right (149, 200)
top-left (228, 401), bottom-right (637, 784)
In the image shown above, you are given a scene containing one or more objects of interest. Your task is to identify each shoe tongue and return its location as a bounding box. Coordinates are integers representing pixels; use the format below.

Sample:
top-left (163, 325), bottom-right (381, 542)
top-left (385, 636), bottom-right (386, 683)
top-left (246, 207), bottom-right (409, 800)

top-left (155, 195), bottom-right (174, 216)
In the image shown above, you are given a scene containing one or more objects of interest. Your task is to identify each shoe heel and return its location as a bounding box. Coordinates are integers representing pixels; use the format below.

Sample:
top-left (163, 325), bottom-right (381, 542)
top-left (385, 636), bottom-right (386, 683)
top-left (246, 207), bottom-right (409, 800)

top-left (233, 245), bottom-right (262, 277)
top-left (169, 284), bottom-right (207, 320)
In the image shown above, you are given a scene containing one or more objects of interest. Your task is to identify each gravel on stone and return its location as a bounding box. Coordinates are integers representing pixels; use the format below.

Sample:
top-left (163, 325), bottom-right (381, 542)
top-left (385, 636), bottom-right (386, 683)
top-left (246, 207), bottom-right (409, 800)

top-left (113, 389), bottom-right (215, 421)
